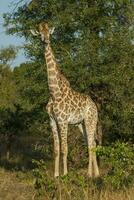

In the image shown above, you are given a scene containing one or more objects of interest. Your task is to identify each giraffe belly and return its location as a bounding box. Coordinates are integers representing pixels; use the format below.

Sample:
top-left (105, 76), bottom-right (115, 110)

top-left (67, 112), bottom-right (84, 124)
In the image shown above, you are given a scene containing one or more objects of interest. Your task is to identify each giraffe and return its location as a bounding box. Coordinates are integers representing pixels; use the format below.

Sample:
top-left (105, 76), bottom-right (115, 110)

top-left (31, 22), bottom-right (100, 178)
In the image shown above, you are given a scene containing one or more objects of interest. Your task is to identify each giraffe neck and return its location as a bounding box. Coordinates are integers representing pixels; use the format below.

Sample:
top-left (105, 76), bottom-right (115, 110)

top-left (45, 43), bottom-right (61, 99)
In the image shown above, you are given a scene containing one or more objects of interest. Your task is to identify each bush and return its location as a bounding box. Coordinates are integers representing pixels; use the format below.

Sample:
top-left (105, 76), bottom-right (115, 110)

top-left (32, 159), bottom-right (56, 198)
top-left (97, 142), bottom-right (134, 189)
top-left (32, 142), bottom-right (134, 200)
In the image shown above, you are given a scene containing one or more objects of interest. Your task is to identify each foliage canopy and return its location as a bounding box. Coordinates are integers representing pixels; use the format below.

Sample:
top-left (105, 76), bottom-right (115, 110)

top-left (3, 0), bottom-right (134, 142)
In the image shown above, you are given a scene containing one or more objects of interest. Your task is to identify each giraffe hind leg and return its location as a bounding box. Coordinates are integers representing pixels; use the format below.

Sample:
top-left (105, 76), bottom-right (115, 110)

top-left (58, 122), bottom-right (68, 176)
top-left (84, 118), bottom-right (100, 178)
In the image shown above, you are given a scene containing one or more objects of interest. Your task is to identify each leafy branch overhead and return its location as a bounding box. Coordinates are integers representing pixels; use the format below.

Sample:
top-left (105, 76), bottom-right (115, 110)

top-left (0, 0), bottom-right (133, 163)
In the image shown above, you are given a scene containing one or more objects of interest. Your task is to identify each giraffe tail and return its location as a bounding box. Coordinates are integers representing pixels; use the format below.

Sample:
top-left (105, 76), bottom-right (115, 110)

top-left (95, 120), bottom-right (103, 146)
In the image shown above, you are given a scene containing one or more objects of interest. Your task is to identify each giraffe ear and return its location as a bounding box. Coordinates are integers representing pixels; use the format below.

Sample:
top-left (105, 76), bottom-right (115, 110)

top-left (49, 27), bottom-right (55, 35)
top-left (30, 29), bottom-right (40, 36)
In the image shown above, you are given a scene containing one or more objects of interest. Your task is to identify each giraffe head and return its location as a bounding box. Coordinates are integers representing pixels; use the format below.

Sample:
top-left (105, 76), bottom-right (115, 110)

top-left (39, 22), bottom-right (50, 42)
top-left (30, 22), bottom-right (55, 43)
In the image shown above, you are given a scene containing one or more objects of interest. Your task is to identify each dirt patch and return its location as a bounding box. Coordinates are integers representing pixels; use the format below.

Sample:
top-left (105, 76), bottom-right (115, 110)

top-left (0, 169), bottom-right (34, 200)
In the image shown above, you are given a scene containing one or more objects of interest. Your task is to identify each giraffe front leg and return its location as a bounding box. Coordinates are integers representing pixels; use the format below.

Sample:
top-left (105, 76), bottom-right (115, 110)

top-left (85, 118), bottom-right (100, 178)
top-left (50, 118), bottom-right (60, 177)
top-left (58, 123), bottom-right (68, 176)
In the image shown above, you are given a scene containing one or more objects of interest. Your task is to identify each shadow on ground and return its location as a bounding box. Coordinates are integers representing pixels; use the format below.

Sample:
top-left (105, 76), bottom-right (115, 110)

top-left (0, 135), bottom-right (52, 171)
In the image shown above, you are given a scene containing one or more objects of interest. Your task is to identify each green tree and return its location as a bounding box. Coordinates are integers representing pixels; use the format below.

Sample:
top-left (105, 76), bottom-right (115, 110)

top-left (3, 0), bottom-right (134, 144)
top-left (0, 46), bottom-right (19, 159)
top-left (13, 62), bottom-right (52, 158)
top-left (0, 46), bottom-right (18, 109)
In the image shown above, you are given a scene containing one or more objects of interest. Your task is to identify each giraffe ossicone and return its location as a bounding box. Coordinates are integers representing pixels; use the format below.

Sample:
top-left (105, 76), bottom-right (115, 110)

top-left (31, 22), bottom-right (100, 178)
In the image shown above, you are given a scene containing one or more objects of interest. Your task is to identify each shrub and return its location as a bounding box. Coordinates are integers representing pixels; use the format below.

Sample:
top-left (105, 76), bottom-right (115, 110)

top-left (32, 142), bottom-right (134, 200)
top-left (96, 142), bottom-right (134, 189)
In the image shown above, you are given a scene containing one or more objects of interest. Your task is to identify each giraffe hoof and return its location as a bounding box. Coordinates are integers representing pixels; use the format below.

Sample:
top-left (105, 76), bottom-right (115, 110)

top-left (94, 173), bottom-right (100, 178)
top-left (88, 172), bottom-right (93, 178)
top-left (54, 173), bottom-right (59, 178)
top-left (63, 172), bottom-right (68, 176)
top-left (94, 170), bottom-right (100, 178)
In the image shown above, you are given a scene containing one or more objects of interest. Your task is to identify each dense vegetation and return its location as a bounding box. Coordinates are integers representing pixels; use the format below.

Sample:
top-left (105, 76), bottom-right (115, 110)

top-left (0, 0), bottom-right (134, 199)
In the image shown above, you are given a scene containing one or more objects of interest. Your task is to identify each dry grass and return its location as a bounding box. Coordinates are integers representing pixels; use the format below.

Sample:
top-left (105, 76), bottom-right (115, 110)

top-left (44, 180), bottom-right (134, 200)
top-left (0, 167), bottom-right (134, 200)
top-left (0, 168), bottom-right (34, 200)
top-left (0, 135), bottom-right (134, 200)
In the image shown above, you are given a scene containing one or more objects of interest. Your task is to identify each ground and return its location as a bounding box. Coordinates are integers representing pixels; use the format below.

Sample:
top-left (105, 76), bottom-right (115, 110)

top-left (0, 168), bottom-right (34, 200)
top-left (0, 135), bottom-right (134, 200)
top-left (0, 167), bottom-right (134, 200)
